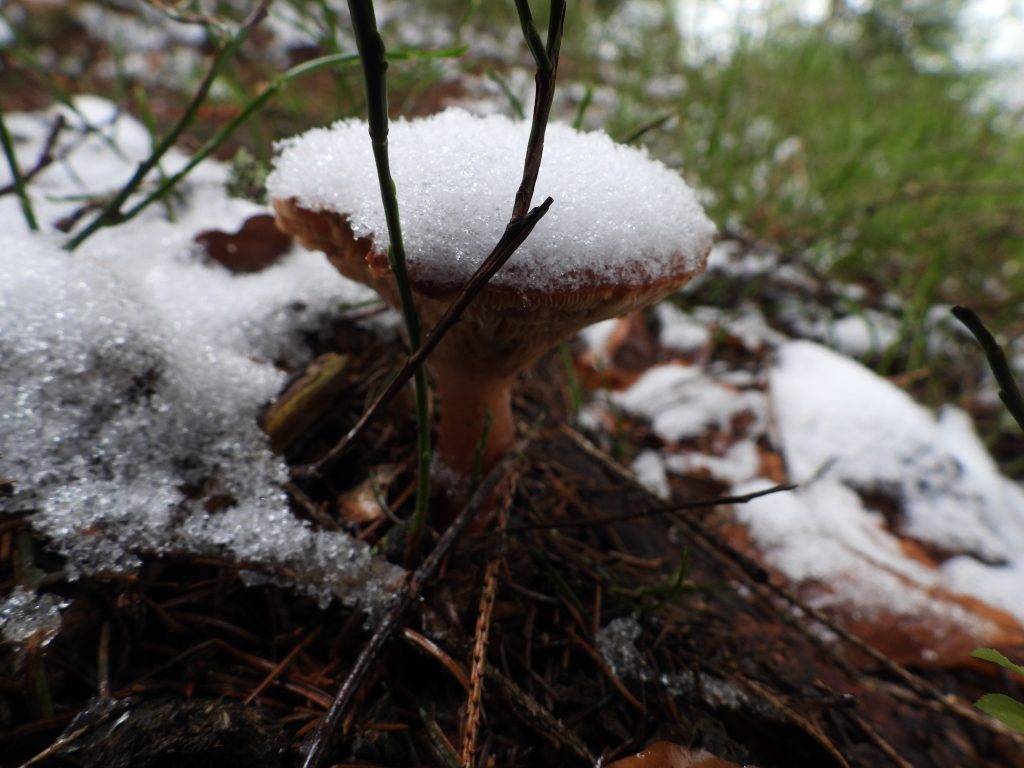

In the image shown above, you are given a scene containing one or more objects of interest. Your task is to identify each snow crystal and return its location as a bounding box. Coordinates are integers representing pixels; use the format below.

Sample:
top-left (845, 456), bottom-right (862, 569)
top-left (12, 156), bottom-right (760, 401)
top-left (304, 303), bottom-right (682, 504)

top-left (771, 341), bottom-right (1024, 565)
top-left (0, 587), bottom-right (65, 647)
top-left (612, 363), bottom-right (767, 443)
top-left (596, 616), bottom-right (650, 681)
top-left (0, 100), bottom-right (402, 614)
top-left (267, 108), bottom-right (715, 292)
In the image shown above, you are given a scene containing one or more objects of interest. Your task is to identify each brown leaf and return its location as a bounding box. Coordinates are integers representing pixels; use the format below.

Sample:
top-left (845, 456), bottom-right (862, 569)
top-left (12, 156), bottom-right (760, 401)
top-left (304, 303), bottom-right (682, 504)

top-left (195, 214), bottom-right (292, 273)
top-left (607, 741), bottom-right (749, 768)
top-left (338, 465), bottom-right (400, 524)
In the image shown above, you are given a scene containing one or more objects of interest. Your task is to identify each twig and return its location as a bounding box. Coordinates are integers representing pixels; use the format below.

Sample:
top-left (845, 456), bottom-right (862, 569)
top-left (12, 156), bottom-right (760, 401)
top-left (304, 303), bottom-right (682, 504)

top-left (512, 0), bottom-right (565, 219)
top-left (951, 305), bottom-right (1024, 432)
top-left (116, 48), bottom-right (459, 232)
top-left (506, 482), bottom-right (795, 531)
top-left (300, 449), bottom-right (526, 768)
top-left (402, 628), bottom-right (471, 691)
top-left (0, 104), bottom-right (39, 230)
top-left (244, 626), bottom-right (322, 705)
top-left (97, 621), bottom-right (111, 699)
top-left (484, 663), bottom-right (595, 763)
top-left (347, 0), bottom-right (433, 561)
top-left (513, 0), bottom-right (551, 72)
top-left (299, 0), bottom-right (566, 478)
top-left (460, 481), bottom-right (515, 766)
top-left (64, 0), bottom-right (274, 250)
top-left (0, 114), bottom-right (64, 197)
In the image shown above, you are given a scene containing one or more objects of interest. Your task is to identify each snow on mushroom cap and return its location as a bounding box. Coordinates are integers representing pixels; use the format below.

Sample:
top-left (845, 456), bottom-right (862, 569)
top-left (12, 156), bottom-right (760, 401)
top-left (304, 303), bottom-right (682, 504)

top-left (267, 108), bottom-right (716, 292)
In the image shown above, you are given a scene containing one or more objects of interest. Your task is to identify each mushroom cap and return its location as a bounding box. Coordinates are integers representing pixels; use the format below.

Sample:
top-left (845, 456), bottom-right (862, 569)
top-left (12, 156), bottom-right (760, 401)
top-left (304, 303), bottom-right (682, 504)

top-left (267, 109), bottom-right (715, 295)
top-left (273, 197), bottom-right (708, 379)
top-left (269, 110), bottom-right (713, 377)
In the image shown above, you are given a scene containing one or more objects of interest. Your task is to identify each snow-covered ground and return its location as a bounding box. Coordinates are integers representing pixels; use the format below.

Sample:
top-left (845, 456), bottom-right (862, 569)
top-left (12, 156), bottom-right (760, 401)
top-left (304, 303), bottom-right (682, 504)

top-left (582, 243), bottom-right (1024, 664)
top-left (0, 99), bottom-right (403, 627)
top-left (2, 94), bottom-right (1022, 665)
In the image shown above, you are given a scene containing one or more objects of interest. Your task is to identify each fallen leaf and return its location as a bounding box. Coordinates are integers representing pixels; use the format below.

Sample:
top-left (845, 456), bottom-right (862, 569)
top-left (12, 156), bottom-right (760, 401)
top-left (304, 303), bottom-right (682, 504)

top-left (606, 741), bottom-right (749, 768)
top-left (195, 214), bottom-right (292, 273)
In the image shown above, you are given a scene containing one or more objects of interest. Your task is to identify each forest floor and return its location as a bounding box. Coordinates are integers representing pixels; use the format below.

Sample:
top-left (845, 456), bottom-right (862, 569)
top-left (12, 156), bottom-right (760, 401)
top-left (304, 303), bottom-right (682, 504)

top-left (2, 2), bottom-right (1024, 767)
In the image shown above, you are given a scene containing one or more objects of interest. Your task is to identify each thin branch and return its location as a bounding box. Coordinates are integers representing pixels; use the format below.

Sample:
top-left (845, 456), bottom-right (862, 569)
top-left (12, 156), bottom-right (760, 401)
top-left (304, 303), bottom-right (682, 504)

top-left (298, 0), bottom-right (567, 478)
top-left (513, 0), bottom-right (552, 73)
top-left (506, 483), bottom-right (796, 532)
top-left (347, 0), bottom-right (433, 562)
top-left (64, 0), bottom-right (274, 250)
top-left (0, 104), bottom-right (39, 231)
top-left (951, 305), bottom-right (1024, 432)
top-left (0, 114), bottom-right (64, 197)
top-left (512, 0), bottom-right (565, 219)
top-left (300, 451), bottom-right (525, 768)
top-left (117, 47), bottom-right (460, 229)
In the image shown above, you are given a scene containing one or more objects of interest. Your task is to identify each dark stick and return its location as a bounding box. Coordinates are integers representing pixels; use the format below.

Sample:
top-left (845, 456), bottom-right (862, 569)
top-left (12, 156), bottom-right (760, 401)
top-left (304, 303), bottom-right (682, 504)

top-left (300, 452), bottom-right (523, 768)
top-left (506, 483), bottom-right (796, 532)
top-left (512, 0), bottom-right (565, 219)
top-left (951, 305), bottom-right (1024, 432)
top-left (346, 0), bottom-right (433, 559)
top-left (297, 0), bottom-right (566, 478)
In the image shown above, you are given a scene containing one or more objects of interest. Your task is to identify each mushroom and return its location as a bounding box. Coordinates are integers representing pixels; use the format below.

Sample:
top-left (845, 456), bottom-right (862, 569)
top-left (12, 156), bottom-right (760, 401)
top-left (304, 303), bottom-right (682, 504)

top-left (268, 109), bottom-right (714, 498)
top-left (606, 741), bottom-right (744, 768)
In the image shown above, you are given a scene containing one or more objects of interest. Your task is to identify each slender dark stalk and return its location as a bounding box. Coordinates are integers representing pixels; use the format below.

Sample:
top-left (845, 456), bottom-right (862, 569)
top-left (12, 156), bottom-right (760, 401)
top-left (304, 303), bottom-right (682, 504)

top-left (298, 0), bottom-right (567, 478)
top-left (512, 0), bottom-right (565, 219)
top-left (0, 106), bottom-right (39, 230)
top-left (506, 483), bottom-right (796, 532)
top-left (64, 0), bottom-right (274, 251)
top-left (513, 0), bottom-right (552, 72)
top-left (952, 305), bottom-right (1024, 432)
top-left (300, 453), bottom-right (523, 768)
top-left (346, 0), bottom-right (433, 561)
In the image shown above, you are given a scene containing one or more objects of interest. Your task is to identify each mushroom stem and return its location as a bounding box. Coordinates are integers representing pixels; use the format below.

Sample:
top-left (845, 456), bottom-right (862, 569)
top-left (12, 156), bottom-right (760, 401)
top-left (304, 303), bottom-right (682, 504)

top-left (432, 366), bottom-right (516, 480)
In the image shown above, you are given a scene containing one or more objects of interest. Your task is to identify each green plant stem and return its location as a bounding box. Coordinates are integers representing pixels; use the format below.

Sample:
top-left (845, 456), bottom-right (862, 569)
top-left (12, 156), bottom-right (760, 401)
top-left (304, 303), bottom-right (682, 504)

top-left (618, 110), bottom-right (675, 144)
top-left (114, 47), bottom-right (458, 228)
top-left (572, 84), bottom-right (593, 129)
top-left (0, 106), bottom-right (39, 231)
top-left (347, 0), bottom-right (432, 560)
top-left (64, 0), bottom-right (274, 251)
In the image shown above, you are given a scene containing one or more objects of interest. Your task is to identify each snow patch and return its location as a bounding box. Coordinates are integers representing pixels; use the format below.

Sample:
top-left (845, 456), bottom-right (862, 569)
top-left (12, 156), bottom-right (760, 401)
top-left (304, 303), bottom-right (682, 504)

top-left (0, 100), bottom-right (402, 614)
top-left (612, 363), bottom-right (767, 443)
top-left (771, 341), bottom-right (1024, 564)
